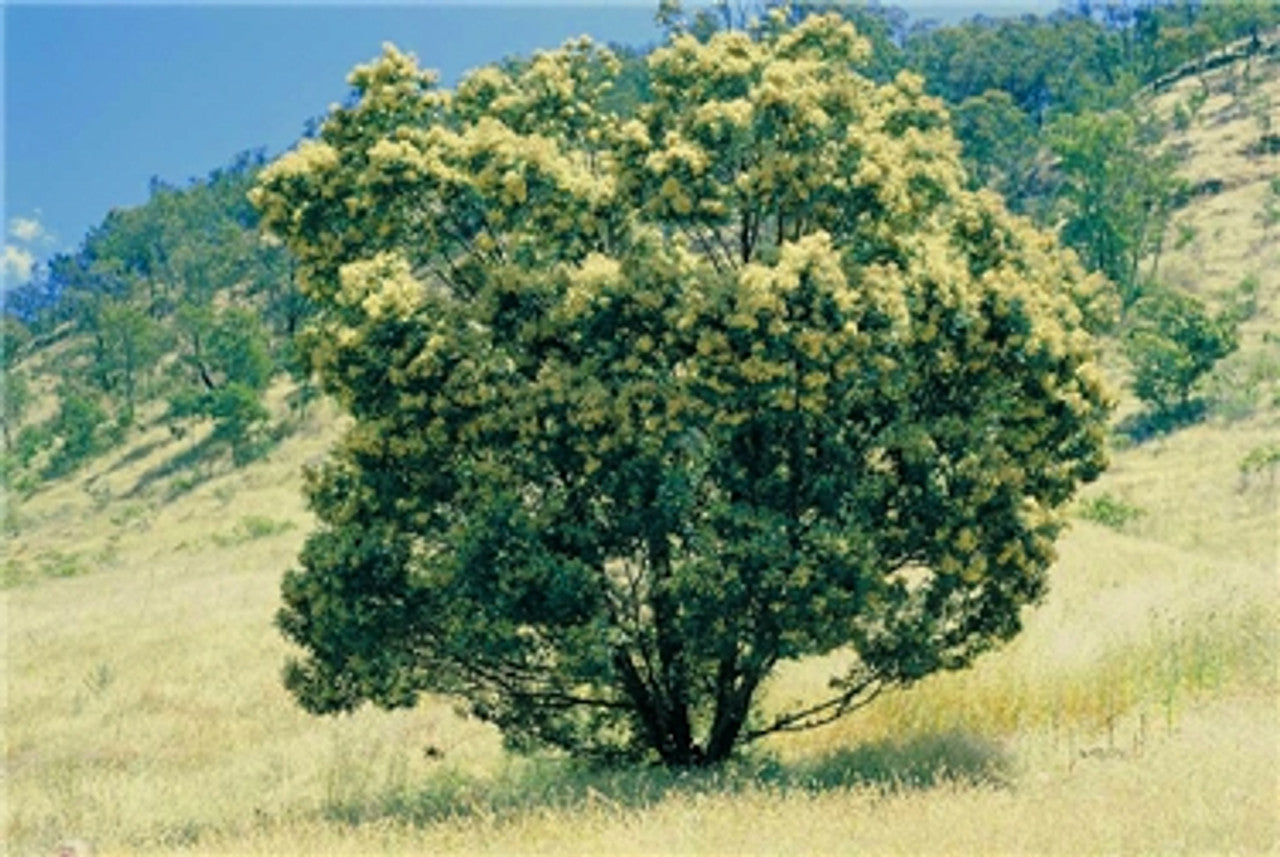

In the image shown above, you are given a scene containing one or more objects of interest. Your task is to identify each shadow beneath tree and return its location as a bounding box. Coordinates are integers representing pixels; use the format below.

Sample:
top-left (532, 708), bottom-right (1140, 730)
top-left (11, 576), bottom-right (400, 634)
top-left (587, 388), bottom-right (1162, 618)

top-left (318, 729), bottom-right (1011, 830)
top-left (103, 433), bottom-right (175, 477)
top-left (1117, 399), bottom-right (1207, 444)
top-left (783, 730), bottom-right (1013, 792)
top-left (124, 437), bottom-right (219, 500)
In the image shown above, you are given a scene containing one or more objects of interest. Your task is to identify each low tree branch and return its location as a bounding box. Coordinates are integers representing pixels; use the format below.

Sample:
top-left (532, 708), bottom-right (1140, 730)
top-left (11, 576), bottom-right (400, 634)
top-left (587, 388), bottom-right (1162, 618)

top-left (742, 675), bottom-right (885, 743)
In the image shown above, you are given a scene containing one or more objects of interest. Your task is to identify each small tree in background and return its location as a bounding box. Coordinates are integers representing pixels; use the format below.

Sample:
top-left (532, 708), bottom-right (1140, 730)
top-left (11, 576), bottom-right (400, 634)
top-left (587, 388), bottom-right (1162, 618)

top-left (0, 371), bottom-right (31, 452)
top-left (254, 13), bottom-right (1112, 767)
top-left (167, 306), bottom-right (275, 464)
top-left (94, 300), bottom-right (168, 425)
top-left (952, 89), bottom-right (1042, 214)
top-left (1, 317), bottom-right (33, 450)
top-left (1049, 109), bottom-right (1182, 310)
top-left (45, 383), bottom-right (113, 478)
top-left (1123, 284), bottom-right (1239, 426)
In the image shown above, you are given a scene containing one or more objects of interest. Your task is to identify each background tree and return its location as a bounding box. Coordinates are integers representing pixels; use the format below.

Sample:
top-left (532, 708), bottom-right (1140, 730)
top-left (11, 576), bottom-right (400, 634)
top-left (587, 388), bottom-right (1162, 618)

top-left (94, 300), bottom-right (168, 424)
top-left (1, 317), bottom-right (34, 449)
top-left (45, 382), bottom-right (113, 478)
top-left (1048, 108), bottom-right (1182, 309)
top-left (1, 372), bottom-right (31, 451)
top-left (1, 152), bottom-right (302, 485)
top-left (167, 305), bottom-right (276, 463)
top-left (1123, 284), bottom-right (1240, 424)
top-left (256, 14), bottom-right (1111, 768)
top-left (951, 89), bottom-right (1042, 213)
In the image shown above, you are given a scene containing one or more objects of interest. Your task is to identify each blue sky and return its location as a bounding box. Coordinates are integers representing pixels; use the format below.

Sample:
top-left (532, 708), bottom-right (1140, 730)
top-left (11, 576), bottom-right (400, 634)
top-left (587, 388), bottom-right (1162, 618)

top-left (2, 1), bottom-right (1059, 294)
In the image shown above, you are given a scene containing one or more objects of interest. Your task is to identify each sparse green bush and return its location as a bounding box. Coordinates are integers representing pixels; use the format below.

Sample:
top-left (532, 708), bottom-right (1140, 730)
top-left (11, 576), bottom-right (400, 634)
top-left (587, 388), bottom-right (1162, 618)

top-left (1173, 222), bottom-right (1199, 250)
top-left (1257, 180), bottom-right (1280, 231)
top-left (1123, 284), bottom-right (1240, 429)
top-left (0, 452), bottom-right (25, 493)
top-left (212, 514), bottom-right (296, 547)
top-left (166, 305), bottom-right (277, 467)
top-left (166, 471), bottom-right (205, 499)
top-left (1247, 132), bottom-right (1280, 155)
top-left (1240, 443), bottom-right (1280, 472)
top-left (1238, 443), bottom-right (1280, 489)
top-left (1, 369), bottom-right (31, 448)
top-left (1203, 343), bottom-right (1280, 422)
top-left (109, 503), bottom-right (150, 528)
top-left (208, 383), bottom-right (273, 465)
top-left (45, 384), bottom-right (114, 478)
top-left (1076, 493), bottom-right (1145, 530)
top-left (168, 382), bottom-right (273, 468)
top-left (1186, 85), bottom-right (1209, 118)
top-left (239, 514), bottom-right (295, 540)
top-left (11, 423), bottom-right (53, 468)
top-left (1, 558), bottom-right (31, 588)
top-left (1172, 101), bottom-right (1193, 131)
top-left (6, 550), bottom-right (93, 584)
top-left (1229, 273), bottom-right (1260, 322)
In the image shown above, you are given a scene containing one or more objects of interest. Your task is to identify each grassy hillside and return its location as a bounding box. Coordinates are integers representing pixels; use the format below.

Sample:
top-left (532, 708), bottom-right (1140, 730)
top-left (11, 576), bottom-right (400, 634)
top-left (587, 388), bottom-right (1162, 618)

top-left (5, 33), bottom-right (1279, 857)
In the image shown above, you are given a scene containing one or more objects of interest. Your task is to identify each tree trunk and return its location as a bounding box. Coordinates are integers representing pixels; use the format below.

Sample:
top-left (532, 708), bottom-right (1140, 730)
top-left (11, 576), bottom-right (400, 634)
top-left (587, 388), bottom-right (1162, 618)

top-left (703, 653), bottom-right (754, 764)
top-left (613, 648), bottom-right (701, 767)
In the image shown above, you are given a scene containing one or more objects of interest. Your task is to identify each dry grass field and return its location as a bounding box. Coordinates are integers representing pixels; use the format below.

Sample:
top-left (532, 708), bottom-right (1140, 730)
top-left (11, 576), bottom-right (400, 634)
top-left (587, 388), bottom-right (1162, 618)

top-left (4, 38), bottom-right (1279, 857)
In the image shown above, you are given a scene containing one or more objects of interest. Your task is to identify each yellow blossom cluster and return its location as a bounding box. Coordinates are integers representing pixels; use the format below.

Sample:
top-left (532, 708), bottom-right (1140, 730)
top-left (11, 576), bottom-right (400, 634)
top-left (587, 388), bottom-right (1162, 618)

top-left (336, 252), bottom-right (426, 321)
top-left (774, 12), bottom-right (871, 65)
top-left (253, 16), bottom-right (1111, 605)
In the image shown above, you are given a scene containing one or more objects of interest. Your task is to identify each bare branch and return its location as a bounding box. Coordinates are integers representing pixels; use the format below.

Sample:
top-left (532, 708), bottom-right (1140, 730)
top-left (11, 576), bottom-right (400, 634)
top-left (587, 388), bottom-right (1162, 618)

top-left (454, 653), bottom-right (632, 711)
top-left (683, 225), bottom-right (725, 276)
top-left (742, 675), bottom-right (886, 742)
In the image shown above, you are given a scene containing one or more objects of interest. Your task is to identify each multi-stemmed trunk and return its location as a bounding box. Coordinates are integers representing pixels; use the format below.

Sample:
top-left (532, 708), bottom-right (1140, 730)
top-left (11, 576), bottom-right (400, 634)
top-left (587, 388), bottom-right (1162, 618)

top-left (614, 645), bottom-right (764, 767)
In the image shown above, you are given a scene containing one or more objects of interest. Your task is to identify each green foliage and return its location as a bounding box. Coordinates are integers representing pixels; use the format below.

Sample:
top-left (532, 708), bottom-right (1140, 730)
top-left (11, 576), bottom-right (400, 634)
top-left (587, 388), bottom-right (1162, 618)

top-left (1171, 101), bottom-right (1193, 132)
top-left (1238, 443), bottom-right (1280, 487)
top-left (1229, 273), bottom-right (1261, 322)
top-left (169, 382), bottom-right (272, 466)
top-left (2, 311), bottom-right (36, 451)
top-left (951, 90), bottom-right (1041, 211)
top-left (10, 423), bottom-right (53, 469)
top-left (2, 316), bottom-right (33, 367)
top-left (1049, 109), bottom-right (1183, 307)
top-left (1172, 222), bottom-right (1198, 251)
top-left (1258, 176), bottom-right (1280, 231)
top-left (903, 12), bottom-right (1132, 122)
top-left (208, 384), bottom-right (273, 465)
top-left (1123, 284), bottom-right (1240, 425)
top-left (211, 514), bottom-right (296, 547)
top-left (256, 15), bottom-right (1110, 768)
top-left (166, 306), bottom-right (276, 466)
top-left (1075, 492), bottom-right (1145, 530)
top-left (7, 152), bottom-right (305, 484)
top-left (93, 300), bottom-right (169, 422)
top-left (172, 305), bottom-right (272, 389)
top-left (45, 384), bottom-right (115, 478)
top-left (2, 549), bottom-right (90, 588)
top-left (1, 369), bottom-right (32, 448)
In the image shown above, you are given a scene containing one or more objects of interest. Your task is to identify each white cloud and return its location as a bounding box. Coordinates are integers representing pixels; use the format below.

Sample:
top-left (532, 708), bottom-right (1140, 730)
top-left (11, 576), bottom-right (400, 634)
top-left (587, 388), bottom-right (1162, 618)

top-left (2, 245), bottom-right (36, 285)
top-left (8, 214), bottom-right (55, 248)
top-left (9, 216), bottom-right (47, 244)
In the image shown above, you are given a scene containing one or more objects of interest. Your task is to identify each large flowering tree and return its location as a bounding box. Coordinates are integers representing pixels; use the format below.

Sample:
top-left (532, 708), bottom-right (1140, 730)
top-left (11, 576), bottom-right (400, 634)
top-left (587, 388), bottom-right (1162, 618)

top-left (252, 12), bottom-right (1111, 767)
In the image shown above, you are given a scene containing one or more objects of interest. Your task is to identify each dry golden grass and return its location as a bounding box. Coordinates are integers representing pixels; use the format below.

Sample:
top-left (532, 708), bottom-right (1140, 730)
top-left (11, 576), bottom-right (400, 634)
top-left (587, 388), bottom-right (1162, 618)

top-left (1153, 47), bottom-right (1280, 319)
top-left (5, 37), bottom-right (1280, 857)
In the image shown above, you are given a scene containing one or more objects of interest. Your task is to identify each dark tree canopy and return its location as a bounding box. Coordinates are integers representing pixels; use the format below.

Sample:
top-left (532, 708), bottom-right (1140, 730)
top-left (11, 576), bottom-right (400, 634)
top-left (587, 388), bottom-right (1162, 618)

top-left (254, 12), bottom-right (1111, 766)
